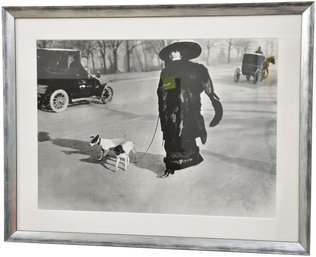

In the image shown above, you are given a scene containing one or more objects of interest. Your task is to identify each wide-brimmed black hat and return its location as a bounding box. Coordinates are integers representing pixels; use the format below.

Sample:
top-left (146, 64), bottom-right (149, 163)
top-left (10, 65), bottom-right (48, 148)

top-left (159, 41), bottom-right (202, 61)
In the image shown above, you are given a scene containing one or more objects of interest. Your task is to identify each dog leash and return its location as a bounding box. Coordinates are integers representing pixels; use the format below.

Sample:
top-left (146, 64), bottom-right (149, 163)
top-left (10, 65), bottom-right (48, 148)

top-left (136, 115), bottom-right (160, 159)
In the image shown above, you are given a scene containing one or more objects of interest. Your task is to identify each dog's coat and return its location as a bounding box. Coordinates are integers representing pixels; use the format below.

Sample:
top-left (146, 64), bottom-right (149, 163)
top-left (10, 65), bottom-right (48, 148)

top-left (89, 134), bottom-right (126, 161)
top-left (110, 141), bottom-right (136, 171)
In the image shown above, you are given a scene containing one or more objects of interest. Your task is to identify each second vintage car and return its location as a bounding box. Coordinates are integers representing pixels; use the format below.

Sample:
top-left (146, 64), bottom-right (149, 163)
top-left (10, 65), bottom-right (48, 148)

top-left (37, 48), bottom-right (113, 112)
top-left (233, 53), bottom-right (266, 84)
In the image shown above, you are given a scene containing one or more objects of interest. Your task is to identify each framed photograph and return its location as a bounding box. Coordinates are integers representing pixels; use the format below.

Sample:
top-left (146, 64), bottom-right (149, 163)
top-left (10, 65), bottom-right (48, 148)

top-left (3, 1), bottom-right (314, 255)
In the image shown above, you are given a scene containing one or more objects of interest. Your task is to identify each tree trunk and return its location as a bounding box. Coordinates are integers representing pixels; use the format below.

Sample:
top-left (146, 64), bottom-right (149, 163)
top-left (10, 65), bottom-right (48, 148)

top-left (141, 44), bottom-right (147, 71)
top-left (207, 46), bottom-right (211, 66)
top-left (227, 40), bottom-right (233, 63)
top-left (97, 41), bottom-right (107, 74)
top-left (42, 40), bottom-right (47, 48)
top-left (113, 49), bottom-right (118, 73)
top-left (102, 55), bottom-right (107, 74)
top-left (135, 50), bottom-right (144, 71)
top-left (108, 55), bottom-right (114, 73)
top-left (125, 41), bottom-right (131, 72)
top-left (126, 52), bottom-right (131, 72)
top-left (90, 52), bottom-right (96, 74)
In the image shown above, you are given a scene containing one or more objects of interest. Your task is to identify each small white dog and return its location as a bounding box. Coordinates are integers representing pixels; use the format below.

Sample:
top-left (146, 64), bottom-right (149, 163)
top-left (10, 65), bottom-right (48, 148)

top-left (110, 141), bottom-right (136, 171)
top-left (89, 134), bottom-right (126, 161)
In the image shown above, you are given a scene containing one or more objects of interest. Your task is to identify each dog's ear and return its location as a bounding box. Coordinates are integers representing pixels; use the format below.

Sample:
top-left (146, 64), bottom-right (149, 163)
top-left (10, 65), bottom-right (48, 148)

top-left (96, 134), bottom-right (99, 139)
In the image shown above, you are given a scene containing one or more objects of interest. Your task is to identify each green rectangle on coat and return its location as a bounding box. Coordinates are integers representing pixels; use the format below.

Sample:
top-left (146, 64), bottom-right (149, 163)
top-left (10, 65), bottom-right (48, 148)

top-left (162, 77), bottom-right (176, 90)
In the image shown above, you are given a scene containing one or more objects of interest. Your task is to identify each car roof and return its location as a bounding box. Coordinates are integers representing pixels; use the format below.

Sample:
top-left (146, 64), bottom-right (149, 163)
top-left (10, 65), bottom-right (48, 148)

top-left (244, 52), bottom-right (265, 57)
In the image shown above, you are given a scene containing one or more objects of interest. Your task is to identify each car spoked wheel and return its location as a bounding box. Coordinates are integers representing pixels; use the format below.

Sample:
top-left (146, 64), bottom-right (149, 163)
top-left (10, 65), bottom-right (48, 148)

top-left (253, 69), bottom-right (261, 84)
top-left (233, 68), bottom-right (240, 83)
top-left (49, 89), bottom-right (69, 112)
top-left (260, 70), bottom-right (266, 81)
top-left (100, 86), bottom-right (113, 104)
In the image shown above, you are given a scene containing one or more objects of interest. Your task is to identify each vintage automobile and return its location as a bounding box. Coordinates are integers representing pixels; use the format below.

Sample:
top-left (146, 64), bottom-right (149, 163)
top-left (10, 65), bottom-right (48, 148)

top-left (37, 48), bottom-right (113, 112)
top-left (233, 53), bottom-right (266, 84)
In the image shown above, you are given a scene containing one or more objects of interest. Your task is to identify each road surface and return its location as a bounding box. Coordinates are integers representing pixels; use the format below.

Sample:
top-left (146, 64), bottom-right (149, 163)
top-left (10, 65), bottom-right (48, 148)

top-left (38, 63), bottom-right (277, 217)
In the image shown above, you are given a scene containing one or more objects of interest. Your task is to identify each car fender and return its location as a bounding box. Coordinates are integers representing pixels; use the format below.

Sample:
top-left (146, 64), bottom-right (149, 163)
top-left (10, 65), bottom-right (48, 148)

top-left (45, 80), bottom-right (72, 99)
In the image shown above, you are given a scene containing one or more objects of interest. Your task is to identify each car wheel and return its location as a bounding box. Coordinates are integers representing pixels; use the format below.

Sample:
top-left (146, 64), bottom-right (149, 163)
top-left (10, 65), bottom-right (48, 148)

top-left (253, 69), bottom-right (260, 84)
top-left (234, 68), bottom-right (240, 83)
top-left (260, 70), bottom-right (266, 81)
top-left (49, 89), bottom-right (69, 112)
top-left (100, 86), bottom-right (113, 104)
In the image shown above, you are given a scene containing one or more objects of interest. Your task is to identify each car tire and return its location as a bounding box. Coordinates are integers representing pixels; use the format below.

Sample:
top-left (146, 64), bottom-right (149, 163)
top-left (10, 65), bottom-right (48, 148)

top-left (253, 69), bottom-right (260, 84)
top-left (100, 86), bottom-right (113, 104)
top-left (234, 68), bottom-right (240, 83)
top-left (260, 70), bottom-right (266, 81)
top-left (49, 89), bottom-right (69, 112)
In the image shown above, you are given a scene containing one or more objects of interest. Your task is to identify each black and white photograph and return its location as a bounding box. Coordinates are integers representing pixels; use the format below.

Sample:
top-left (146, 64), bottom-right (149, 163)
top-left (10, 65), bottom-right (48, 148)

top-left (4, 0), bottom-right (316, 256)
top-left (37, 38), bottom-right (278, 217)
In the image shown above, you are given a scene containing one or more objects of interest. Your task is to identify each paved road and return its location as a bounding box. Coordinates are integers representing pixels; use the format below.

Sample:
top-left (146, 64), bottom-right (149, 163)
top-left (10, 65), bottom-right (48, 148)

top-left (38, 64), bottom-right (277, 217)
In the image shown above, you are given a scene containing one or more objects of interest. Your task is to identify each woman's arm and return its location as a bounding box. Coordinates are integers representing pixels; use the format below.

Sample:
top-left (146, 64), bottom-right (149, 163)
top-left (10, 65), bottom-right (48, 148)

top-left (200, 65), bottom-right (214, 98)
top-left (157, 74), bottom-right (168, 133)
top-left (200, 64), bottom-right (223, 127)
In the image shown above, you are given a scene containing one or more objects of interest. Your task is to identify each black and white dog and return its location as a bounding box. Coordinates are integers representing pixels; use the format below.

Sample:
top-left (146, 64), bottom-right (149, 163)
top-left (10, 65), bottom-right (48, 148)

top-left (89, 134), bottom-right (126, 161)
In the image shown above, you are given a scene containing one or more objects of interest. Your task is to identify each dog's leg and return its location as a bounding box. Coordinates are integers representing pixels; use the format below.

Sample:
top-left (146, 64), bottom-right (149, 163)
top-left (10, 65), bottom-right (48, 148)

top-left (125, 155), bottom-right (129, 171)
top-left (115, 156), bottom-right (120, 171)
top-left (103, 149), bottom-right (109, 161)
top-left (132, 148), bottom-right (137, 163)
top-left (98, 149), bottom-right (104, 161)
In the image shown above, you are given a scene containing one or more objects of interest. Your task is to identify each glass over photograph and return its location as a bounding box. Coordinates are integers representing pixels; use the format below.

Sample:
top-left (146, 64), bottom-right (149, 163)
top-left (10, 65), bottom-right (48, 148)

top-left (37, 38), bottom-right (278, 217)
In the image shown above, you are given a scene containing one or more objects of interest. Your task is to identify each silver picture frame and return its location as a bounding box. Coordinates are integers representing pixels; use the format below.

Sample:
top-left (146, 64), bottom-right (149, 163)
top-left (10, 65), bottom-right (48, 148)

top-left (3, 2), bottom-right (314, 255)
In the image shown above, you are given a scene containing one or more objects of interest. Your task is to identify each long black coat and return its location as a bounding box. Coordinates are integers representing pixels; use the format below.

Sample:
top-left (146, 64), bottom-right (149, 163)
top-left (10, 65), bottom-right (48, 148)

top-left (157, 60), bottom-right (214, 142)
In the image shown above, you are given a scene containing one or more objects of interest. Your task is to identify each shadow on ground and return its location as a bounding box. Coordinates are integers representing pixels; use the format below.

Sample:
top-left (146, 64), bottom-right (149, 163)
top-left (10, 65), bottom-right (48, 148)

top-left (38, 100), bottom-right (91, 113)
top-left (215, 74), bottom-right (277, 88)
top-left (39, 132), bottom-right (165, 175)
top-left (38, 131), bottom-right (51, 142)
top-left (51, 137), bottom-right (100, 161)
top-left (201, 150), bottom-right (276, 174)
top-left (134, 153), bottom-right (165, 176)
top-left (222, 109), bottom-right (276, 115)
top-left (39, 132), bottom-right (275, 175)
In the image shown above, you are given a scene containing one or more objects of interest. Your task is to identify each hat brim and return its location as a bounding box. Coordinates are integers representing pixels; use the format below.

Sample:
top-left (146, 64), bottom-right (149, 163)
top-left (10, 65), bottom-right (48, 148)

top-left (159, 41), bottom-right (202, 61)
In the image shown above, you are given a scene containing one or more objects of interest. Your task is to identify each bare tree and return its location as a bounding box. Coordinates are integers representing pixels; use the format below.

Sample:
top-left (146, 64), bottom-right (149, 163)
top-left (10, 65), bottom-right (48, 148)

top-left (226, 39), bottom-right (234, 63)
top-left (108, 40), bottom-right (123, 73)
top-left (233, 40), bottom-right (247, 61)
top-left (264, 40), bottom-right (276, 55)
top-left (97, 41), bottom-right (108, 74)
top-left (80, 41), bottom-right (97, 73)
top-left (125, 40), bottom-right (143, 72)
top-left (134, 47), bottom-right (145, 71)
top-left (58, 40), bottom-right (74, 49)
top-left (147, 40), bottom-right (165, 67)
top-left (241, 40), bottom-right (253, 54)
top-left (37, 40), bottom-right (52, 48)
top-left (141, 43), bottom-right (149, 71)
top-left (202, 39), bottom-right (216, 66)
top-left (140, 40), bottom-right (166, 71)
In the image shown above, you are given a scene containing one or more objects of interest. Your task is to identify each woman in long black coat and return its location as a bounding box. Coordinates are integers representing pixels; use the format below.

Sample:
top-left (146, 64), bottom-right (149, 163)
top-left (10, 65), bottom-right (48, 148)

top-left (157, 41), bottom-right (218, 178)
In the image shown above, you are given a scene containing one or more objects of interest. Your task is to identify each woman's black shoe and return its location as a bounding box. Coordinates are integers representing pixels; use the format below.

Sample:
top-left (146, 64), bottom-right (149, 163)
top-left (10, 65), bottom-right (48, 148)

top-left (159, 169), bottom-right (175, 178)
